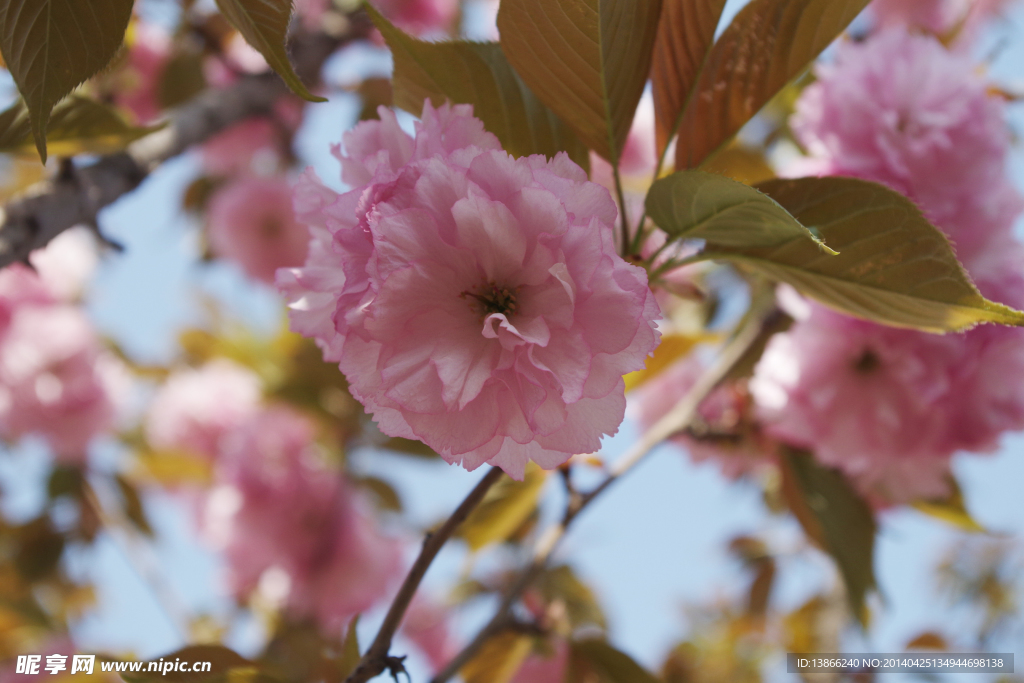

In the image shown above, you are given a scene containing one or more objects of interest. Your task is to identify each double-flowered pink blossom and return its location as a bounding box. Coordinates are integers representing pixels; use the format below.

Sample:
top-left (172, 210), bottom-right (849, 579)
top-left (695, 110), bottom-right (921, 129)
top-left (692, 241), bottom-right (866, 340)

top-left (145, 359), bottom-right (262, 459)
top-left (791, 29), bottom-right (1022, 266)
top-left (208, 176), bottom-right (310, 284)
top-left (201, 405), bottom-right (402, 627)
top-left (280, 103), bottom-right (661, 479)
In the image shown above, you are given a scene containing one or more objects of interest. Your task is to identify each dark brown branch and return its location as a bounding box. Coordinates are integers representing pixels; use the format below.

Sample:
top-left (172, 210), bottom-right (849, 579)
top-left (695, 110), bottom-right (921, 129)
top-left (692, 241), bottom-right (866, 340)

top-left (344, 466), bottom-right (505, 683)
top-left (0, 13), bottom-right (372, 269)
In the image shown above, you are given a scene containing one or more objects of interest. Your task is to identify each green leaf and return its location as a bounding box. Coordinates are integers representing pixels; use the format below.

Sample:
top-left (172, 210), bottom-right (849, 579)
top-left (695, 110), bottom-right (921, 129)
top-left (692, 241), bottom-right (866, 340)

top-left (120, 645), bottom-right (257, 683)
top-left (781, 449), bottom-right (876, 626)
top-left (0, 96), bottom-right (163, 157)
top-left (460, 631), bottom-right (533, 683)
top-left (215, 0), bottom-right (326, 103)
top-left (496, 0), bottom-right (662, 162)
top-left (567, 640), bottom-right (661, 683)
top-left (536, 565), bottom-right (607, 630)
top-left (706, 177), bottom-right (1024, 333)
top-left (158, 51), bottom-right (208, 109)
top-left (368, 7), bottom-right (588, 169)
top-left (651, 0), bottom-right (728, 158)
top-left (0, 0), bottom-right (135, 161)
top-left (457, 463), bottom-right (547, 552)
top-left (674, 0), bottom-right (870, 170)
top-left (338, 616), bottom-right (360, 680)
top-left (645, 170), bottom-right (835, 250)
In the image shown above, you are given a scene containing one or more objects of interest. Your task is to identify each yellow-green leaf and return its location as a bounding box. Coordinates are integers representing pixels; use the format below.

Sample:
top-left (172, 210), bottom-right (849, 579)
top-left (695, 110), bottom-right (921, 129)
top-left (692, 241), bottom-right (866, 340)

top-left (215, 0), bottom-right (326, 103)
top-left (496, 0), bottom-right (662, 162)
top-left (913, 478), bottom-right (985, 533)
top-left (119, 645), bottom-right (256, 683)
top-left (0, 96), bottom-right (163, 157)
top-left (646, 170), bottom-right (835, 250)
top-left (624, 332), bottom-right (715, 392)
top-left (674, 0), bottom-right (870, 170)
top-left (568, 640), bottom-right (661, 683)
top-left (337, 616), bottom-right (360, 680)
top-left (458, 463), bottom-right (547, 552)
top-left (536, 565), bottom-right (607, 630)
top-left (707, 177), bottom-right (1024, 333)
top-left (651, 0), bottom-right (728, 158)
top-left (460, 631), bottom-right (533, 683)
top-left (781, 449), bottom-right (876, 627)
top-left (0, 0), bottom-right (135, 161)
top-left (368, 6), bottom-right (588, 168)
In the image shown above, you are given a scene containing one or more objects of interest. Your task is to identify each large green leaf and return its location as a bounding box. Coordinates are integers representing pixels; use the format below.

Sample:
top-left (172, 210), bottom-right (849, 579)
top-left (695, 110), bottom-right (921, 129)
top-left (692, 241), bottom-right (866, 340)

top-left (645, 170), bottom-right (833, 250)
top-left (781, 449), bottom-right (876, 626)
top-left (0, 0), bottom-right (134, 161)
top-left (0, 96), bottom-right (162, 157)
top-left (674, 0), bottom-right (870, 170)
top-left (567, 640), bottom-right (661, 683)
top-left (496, 0), bottom-right (662, 163)
top-left (706, 177), bottom-right (1024, 333)
top-left (215, 0), bottom-right (326, 103)
top-left (368, 7), bottom-right (588, 169)
top-left (651, 0), bottom-right (728, 158)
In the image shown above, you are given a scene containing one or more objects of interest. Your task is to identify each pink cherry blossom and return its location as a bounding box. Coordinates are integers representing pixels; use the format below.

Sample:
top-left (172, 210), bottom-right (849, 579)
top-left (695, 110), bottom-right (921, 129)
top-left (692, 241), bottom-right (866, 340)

top-left (791, 29), bottom-right (1022, 265)
top-left (145, 359), bottom-right (262, 459)
top-left (279, 103), bottom-right (661, 479)
top-left (207, 176), bottom-right (310, 284)
top-left (402, 595), bottom-right (458, 672)
top-left (27, 228), bottom-right (99, 303)
top-left (631, 356), bottom-right (770, 480)
top-left (511, 640), bottom-right (569, 683)
top-left (201, 118), bottom-right (282, 177)
top-left (871, 0), bottom-right (1013, 42)
top-left (0, 304), bottom-right (126, 462)
top-left (114, 22), bottom-right (170, 124)
top-left (294, 0), bottom-right (330, 30)
top-left (750, 258), bottom-right (1024, 504)
top-left (201, 406), bottom-right (402, 628)
top-left (375, 0), bottom-right (459, 35)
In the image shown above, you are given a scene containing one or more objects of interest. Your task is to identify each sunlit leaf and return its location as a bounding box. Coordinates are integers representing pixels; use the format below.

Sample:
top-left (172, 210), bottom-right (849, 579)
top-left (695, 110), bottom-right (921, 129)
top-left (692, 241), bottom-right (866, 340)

top-left (0, 0), bottom-right (134, 161)
top-left (458, 463), bottom-right (547, 552)
top-left (674, 0), bottom-right (870, 170)
top-left (133, 448), bottom-right (214, 487)
top-left (0, 96), bottom-right (163, 157)
top-left (781, 449), bottom-right (876, 626)
top-left (120, 645), bottom-right (257, 683)
top-left (707, 177), bottom-right (1024, 332)
top-left (651, 0), bottom-right (728, 157)
top-left (702, 144), bottom-right (775, 185)
top-left (368, 7), bottom-right (588, 168)
top-left (338, 616), bottom-right (360, 680)
top-left (913, 478), bottom-right (985, 533)
top-left (496, 0), bottom-right (662, 162)
top-left (460, 631), bottom-right (533, 683)
top-left (215, 0), bottom-right (326, 103)
top-left (623, 332), bottom-right (715, 392)
top-left (567, 640), bottom-right (661, 683)
top-left (905, 631), bottom-right (948, 650)
top-left (646, 170), bottom-right (833, 250)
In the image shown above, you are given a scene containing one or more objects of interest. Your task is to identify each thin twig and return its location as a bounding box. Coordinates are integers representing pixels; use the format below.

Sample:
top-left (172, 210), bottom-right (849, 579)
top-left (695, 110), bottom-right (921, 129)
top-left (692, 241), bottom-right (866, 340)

top-left (344, 466), bottom-right (505, 683)
top-left (431, 305), bottom-right (771, 683)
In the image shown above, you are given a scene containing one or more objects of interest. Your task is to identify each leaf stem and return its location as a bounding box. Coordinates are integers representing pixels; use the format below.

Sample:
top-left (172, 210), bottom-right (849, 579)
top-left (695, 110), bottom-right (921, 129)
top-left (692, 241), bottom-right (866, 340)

top-left (614, 160), bottom-right (633, 257)
top-left (431, 307), bottom-right (770, 683)
top-left (344, 466), bottom-right (504, 683)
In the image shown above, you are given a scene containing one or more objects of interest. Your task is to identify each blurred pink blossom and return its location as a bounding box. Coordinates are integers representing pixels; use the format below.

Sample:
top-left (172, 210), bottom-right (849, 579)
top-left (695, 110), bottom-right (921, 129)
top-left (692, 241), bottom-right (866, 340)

top-left (792, 29), bottom-right (1022, 265)
top-left (28, 228), bottom-right (99, 302)
top-left (402, 595), bottom-right (458, 673)
top-left (202, 406), bottom-right (402, 628)
top-left (375, 0), bottom-right (459, 35)
top-left (511, 640), bottom-right (569, 683)
top-left (280, 103), bottom-right (661, 479)
top-left (294, 0), bottom-right (330, 30)
top-left (870, 0), bottom-right (1014, 42)
top-left (208, 176), bottom-right (310, 284)
top-left (201, 118), bottom-right (282, 177)
top-left (145, 359), bottom-right (262, 459)
top-left (115, 22), bottom-right (170, 124)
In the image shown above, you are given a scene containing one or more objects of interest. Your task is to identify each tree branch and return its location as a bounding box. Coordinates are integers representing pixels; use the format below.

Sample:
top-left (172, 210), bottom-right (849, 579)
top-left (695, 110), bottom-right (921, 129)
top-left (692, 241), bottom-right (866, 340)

top-left (0, 14), bottom-right (372, 269)
top-left (344, 466), bottom-right (505, 683)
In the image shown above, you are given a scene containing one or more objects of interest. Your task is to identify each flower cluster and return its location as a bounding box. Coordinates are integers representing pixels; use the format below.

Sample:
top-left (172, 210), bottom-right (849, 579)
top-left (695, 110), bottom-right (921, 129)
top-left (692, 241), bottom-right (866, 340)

top-left (0, 231), bottom-right (126, 463)
top-left (280, 103), bottom-right (661, 479)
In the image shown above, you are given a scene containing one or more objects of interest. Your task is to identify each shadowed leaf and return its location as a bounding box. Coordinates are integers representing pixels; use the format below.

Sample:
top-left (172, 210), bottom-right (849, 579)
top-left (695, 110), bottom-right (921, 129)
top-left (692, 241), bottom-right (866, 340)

top-left (568, 640), bottom-right (661, 683)
top-left (215, 0), bottom-right (326, 102)
top-left (706, 177), bottom-right (1024, 332)
top-left (120, 645), bottom-right (258, 683)
top-left (651, 0), bottom-right (728, 157)
top-left (674, 0), bottom-right (870, 170)
top-left (496, 0), bottom-right (662, 162)
top-left (369, 6), bottom-right (588, 168)
top-left (0, 0), bottom-right (135, 161)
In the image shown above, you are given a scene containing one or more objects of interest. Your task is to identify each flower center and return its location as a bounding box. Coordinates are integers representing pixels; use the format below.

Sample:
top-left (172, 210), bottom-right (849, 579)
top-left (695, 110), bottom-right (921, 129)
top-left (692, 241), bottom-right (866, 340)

top-left (460, 281), bottom-right (519, 318)
top-left (853, 348), bottom-right (880, 374)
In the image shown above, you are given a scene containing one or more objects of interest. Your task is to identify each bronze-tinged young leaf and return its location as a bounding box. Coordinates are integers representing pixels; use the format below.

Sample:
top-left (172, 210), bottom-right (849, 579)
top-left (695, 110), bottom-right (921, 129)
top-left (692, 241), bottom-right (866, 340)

top-left (646, 170), bottom-right (834, 250)
top-left (338, 616), bottom-right (361, 680)
top-left (0, 0), bottom-right (135, 161)
top-left (0, 96), bottom-right (163, 157)
top-left (460, 631), bottom-right (533, 683)
top-left (781, 449), bottom-right (876, 626)
top-left (567, 640), bottom-right (661, 683)
top-left (651, 0), bottom-right (728, 157)
top-left (368, 7), bottom-right (588, 169)
top-left (707, 177), bottom-right (1024, 333)
top-left (457, 463), bottom-right (547, 552)
top-left (674, 0), bottom-right (870, 170)
top-left (496, 0), bottom-right (662, 162)
top-left (215, 0), bottom-right (326, 103)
